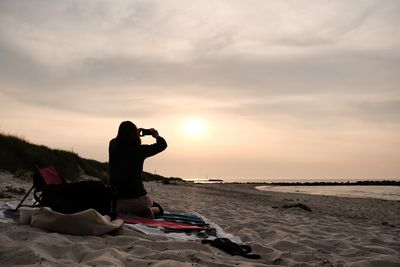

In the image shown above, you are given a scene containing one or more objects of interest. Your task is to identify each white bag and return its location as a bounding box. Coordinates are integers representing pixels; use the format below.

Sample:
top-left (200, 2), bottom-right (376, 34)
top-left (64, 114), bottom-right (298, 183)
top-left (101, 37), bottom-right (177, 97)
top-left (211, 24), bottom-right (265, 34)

top-left (31, 207), bottom-right (123, 236)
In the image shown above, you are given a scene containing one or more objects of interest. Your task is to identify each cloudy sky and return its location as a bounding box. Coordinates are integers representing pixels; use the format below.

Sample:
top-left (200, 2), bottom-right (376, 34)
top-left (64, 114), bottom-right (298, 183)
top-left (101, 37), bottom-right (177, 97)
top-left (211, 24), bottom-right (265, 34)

top-left (1, 0), bottom-right (399, 181)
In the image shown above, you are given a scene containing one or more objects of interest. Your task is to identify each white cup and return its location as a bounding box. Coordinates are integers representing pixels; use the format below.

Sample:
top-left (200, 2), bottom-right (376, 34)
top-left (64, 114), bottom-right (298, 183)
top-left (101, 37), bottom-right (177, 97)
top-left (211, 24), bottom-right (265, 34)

top-left (19, 207), bottom-right (38, 225)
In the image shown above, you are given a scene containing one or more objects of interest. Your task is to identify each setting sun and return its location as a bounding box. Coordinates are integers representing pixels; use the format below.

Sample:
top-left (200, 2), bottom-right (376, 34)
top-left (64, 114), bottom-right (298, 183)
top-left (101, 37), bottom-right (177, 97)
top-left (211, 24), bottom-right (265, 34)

top-left (183, 119), bottom-right (205, 137)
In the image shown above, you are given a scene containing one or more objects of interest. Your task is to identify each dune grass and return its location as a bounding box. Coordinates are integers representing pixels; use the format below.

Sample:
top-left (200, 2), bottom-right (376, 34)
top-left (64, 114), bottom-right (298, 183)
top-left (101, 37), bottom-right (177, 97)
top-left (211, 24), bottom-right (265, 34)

top-left (0, 133), bottom-right (109, 182)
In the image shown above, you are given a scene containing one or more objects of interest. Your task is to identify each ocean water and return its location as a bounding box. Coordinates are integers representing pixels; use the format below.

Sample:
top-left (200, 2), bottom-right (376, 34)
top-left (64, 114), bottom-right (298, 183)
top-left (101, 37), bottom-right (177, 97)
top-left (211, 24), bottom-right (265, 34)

top-left (255, 185), bottom-right (400, 201)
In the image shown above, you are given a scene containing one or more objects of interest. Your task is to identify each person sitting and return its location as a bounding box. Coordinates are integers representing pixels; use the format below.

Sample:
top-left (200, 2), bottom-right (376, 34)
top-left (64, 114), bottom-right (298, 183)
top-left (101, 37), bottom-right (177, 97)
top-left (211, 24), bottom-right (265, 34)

top-left (109, 121), bottom-right (167, 218)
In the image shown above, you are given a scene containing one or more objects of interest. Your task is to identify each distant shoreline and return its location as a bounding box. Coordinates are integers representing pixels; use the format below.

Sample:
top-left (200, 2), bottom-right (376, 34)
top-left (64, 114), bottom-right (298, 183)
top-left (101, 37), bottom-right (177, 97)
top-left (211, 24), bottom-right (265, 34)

top-left (183, 178), bottom-right (400, 186)
top-left (225, 180), bottom-right (400, 186)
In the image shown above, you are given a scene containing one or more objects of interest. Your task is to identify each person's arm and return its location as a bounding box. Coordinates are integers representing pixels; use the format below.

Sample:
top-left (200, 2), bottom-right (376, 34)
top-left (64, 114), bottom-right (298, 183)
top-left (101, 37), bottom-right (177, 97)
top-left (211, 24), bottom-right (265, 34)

top-left (108, 139), bottom-right (116, 186)
top-left (142, 129), bottom-right (167, 158)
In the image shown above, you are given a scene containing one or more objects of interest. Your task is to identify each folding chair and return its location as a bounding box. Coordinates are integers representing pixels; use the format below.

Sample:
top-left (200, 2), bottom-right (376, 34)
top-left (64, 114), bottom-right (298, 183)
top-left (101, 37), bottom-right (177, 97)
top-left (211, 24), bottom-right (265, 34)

top-left (12, 166), bottom-right (116, 219)
top-left (13, 166), bottom-right (66, 211)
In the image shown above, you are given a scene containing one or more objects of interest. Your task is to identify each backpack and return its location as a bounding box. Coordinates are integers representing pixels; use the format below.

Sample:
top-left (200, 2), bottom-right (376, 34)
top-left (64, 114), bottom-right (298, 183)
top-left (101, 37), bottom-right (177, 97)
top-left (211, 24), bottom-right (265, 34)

top-left (40, 181), bottom-right (115, 217)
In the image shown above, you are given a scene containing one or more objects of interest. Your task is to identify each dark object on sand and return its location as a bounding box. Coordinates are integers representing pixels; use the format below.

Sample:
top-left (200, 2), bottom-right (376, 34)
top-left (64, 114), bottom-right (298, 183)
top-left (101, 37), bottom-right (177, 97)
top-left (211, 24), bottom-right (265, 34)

top-left (282, 203), bottom-right (312, 212)
top-left (5, 186), bottom-right (26, 195)
top-left (202, 238), bottom-right (261, 259)
top-left (11, 166), bottom-right (116, 218)
top-left (41, 180), bottom-right (114, 216)
top-left (381, 221), bottom-right (395, 228)
top-left (0, 191), bottom-right (13, 198)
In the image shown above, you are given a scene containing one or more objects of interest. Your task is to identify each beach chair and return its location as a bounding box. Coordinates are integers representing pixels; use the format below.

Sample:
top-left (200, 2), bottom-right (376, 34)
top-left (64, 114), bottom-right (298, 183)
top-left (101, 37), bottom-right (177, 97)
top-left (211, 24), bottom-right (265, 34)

top-left (14, 166), bottom-right (66, 211)
top-left (13, 166), bottom-right (116, 218)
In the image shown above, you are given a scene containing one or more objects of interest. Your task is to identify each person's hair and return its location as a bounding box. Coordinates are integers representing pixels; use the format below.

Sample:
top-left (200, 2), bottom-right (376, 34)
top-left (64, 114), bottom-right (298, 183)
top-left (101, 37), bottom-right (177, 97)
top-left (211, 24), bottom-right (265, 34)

top-left (116, 121), bottom-right (141, 146)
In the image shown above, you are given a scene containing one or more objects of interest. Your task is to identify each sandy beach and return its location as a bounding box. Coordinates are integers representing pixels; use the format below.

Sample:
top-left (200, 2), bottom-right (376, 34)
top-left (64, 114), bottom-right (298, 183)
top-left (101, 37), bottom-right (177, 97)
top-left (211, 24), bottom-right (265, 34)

top-left (1, 171), bottom-right (400, 266)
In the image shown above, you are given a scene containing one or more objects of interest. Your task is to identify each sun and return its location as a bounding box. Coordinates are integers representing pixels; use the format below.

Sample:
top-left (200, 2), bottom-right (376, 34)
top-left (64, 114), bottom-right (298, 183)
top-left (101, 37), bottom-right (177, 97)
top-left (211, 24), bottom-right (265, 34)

top-left (184, 119), bottom-right (205, 137)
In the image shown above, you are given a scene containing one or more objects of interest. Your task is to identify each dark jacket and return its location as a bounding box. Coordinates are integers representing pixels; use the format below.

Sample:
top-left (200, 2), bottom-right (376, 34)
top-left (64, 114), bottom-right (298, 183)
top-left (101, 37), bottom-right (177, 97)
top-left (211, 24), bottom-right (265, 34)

top-left (109, 136), bottom-right (167, 199)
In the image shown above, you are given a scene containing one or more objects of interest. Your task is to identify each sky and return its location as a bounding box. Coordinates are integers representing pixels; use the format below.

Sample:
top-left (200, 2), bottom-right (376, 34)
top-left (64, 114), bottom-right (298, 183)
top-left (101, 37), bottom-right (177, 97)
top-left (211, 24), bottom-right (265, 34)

top-left (0, 0), bottom-right (399, 181)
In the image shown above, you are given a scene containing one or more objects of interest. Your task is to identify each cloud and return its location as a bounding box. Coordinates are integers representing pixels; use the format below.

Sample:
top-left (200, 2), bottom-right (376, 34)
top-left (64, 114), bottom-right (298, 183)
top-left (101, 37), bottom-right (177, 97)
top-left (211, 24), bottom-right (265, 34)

top-left (1, 1), bottom-right (399, 179)
top-left (2, 41), bottom-right (400, 124)
top-left (1, 0), bottom-right (399, 123)
top-left (3, 44), bottom-right (399, 91)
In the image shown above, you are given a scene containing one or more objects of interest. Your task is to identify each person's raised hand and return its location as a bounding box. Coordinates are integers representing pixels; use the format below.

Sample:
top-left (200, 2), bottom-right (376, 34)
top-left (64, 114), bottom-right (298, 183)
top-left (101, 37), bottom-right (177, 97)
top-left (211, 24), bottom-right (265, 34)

top-left (150, 128), bottom-right (159, 138)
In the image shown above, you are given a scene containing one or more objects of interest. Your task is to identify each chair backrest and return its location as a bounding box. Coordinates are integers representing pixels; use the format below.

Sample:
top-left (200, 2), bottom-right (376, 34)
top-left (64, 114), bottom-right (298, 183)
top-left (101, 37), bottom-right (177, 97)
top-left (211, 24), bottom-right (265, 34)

top-left (38, 166), bottom-right (64, 185)
top-left (34, 166), bottom-right (65, 191)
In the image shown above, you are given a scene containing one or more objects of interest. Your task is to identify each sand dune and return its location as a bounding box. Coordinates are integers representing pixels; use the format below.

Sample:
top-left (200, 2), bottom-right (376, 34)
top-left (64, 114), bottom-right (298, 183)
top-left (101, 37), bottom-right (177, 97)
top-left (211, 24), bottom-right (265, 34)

top-left (1, 172), bottom-right (400, 266)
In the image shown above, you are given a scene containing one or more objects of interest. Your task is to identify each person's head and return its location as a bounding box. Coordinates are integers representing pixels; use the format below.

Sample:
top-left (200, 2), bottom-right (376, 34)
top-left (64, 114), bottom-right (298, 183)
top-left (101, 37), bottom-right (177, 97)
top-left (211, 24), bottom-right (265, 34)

top-left (116, 121), bottom-right (141, 146)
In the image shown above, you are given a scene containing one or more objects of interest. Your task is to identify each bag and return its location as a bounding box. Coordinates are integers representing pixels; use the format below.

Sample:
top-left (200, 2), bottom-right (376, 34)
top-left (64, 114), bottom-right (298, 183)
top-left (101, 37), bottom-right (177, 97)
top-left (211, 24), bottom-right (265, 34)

top-left (31, 207), bottom-right (123, 236)
top-left (40, 181), bottom-right (114, 216)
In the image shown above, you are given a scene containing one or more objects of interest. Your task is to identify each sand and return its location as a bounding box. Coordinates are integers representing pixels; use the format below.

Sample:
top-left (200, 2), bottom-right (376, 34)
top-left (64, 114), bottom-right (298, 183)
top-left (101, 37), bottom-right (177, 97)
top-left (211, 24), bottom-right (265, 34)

top-left (1, 171), bottom-right (400, 266)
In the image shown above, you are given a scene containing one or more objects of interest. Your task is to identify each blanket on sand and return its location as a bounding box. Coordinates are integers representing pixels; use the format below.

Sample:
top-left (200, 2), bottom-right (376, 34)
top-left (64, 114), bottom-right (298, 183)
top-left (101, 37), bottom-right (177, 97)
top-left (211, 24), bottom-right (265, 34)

top-left (121, 212), bottom-right (243, 243)
top-left (1, 202), bottom-right (242, 243)
top-left (1, 202), bottom-right (123, 235)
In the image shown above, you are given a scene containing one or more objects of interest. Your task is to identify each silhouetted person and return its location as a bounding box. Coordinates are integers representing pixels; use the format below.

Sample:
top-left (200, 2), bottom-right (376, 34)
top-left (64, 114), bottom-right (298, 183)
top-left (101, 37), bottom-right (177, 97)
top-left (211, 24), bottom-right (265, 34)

top-left (109, 121), bottom-right (167, 218)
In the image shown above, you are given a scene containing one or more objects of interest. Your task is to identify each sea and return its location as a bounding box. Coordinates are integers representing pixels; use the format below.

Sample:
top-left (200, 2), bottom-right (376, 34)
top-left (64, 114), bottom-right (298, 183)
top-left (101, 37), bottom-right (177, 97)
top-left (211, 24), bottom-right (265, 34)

top-left (255, 185), bottom-right (400, 201)
top-left (184, 178), bottom-right (400, 201)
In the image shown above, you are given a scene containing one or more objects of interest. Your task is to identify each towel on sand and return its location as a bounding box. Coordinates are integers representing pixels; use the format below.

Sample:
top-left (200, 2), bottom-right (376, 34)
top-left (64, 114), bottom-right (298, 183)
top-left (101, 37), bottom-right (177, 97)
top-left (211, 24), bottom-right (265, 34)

top-left (119, 216), bottom-right (208, 230)
top-left (123, 212), bottom-right (244, 243)
top-left (31, 207), bottom-right (123, 236)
